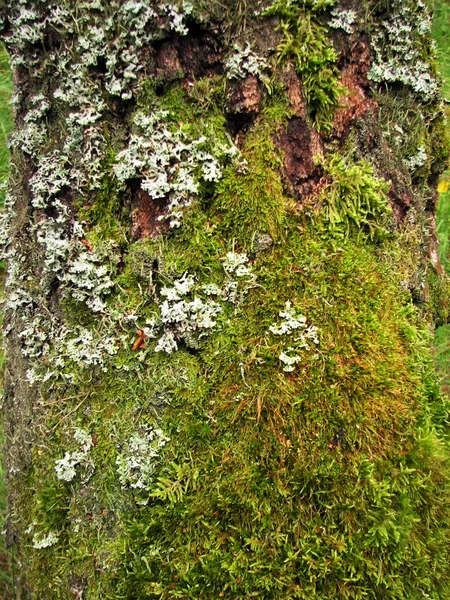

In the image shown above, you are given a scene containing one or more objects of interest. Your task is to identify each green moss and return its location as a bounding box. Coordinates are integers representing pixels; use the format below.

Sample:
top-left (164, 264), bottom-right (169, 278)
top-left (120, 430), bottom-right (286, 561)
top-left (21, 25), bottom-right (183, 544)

top-left (427, 264), bottom-right (450, 326)
top-left (316, 153), bottom-right (393, 242)
top-left (429, 109), bottom-right (450, 178)
top-left (211, 105), bottom-right (290, 250)
top-left (79, 152), bottom-right (131, 245)
top-left (18, 189), bottom-right (450, 598)
top-left (0, 42), bottom-right (13, 598)
top-left (138, 78), bottom-right (229, 142)
top-left (103, 224), bottom-right (449, 599)
top-left (267, 2), bottom-right (343, 132)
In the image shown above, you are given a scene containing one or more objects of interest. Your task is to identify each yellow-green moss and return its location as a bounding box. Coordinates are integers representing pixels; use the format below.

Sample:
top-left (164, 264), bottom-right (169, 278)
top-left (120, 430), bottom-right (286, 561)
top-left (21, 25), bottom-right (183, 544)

top-left (267, 1), bottom-right (343, 132)
top-left (212, 104), bottom-right (291, 249)
top-left (316, 153), bottom-right (393, 242)
top-left (19, 180), bottom-right (450, 599)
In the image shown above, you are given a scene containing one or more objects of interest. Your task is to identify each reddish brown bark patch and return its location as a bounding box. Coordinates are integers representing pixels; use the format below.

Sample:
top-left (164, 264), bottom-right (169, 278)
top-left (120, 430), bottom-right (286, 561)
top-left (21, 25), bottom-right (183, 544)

top-left (331, 36), bottom-right (377, 138)
top-left (275, 117), bottom-right (323, 196)
top-left (155, 33), bottom-right (222, 82)
top-left (281, 67), bottom-right (307, 119)
top-left (333, 63), bottom-right (378, 139)
top-left (131, 188), bottom-right (170, 240)
top-left (227, 75), bottom-right (262, 117)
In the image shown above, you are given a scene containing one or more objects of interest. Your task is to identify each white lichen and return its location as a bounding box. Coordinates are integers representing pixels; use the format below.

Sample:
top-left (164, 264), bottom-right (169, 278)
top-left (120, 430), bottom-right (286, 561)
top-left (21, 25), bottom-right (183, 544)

top-left (222, 252), bottom-right (253, 278)
top-left (32, 531), bottom-right (59, 550)
top-left (154, 330), bottom-right (178, 354)
top-left (131, 253), bottom-right (254, 355)
top-left (329, 8), bottom-right (357, 34)
top-left (113, 111), bottom-right (234, 229)
top-left (154, 278), bottom-right (223, 352)
top-left (279, 348), bottom-right (302, 373)
top-left (202, 283), bottom-right (222, 296)
top-left (225, 44), bottom-right (269, 80)
top-left (404, 145), bottom-right (428, 172)
top-left (116, 426), bottom-right (170, 499)
top-left (268, 302), bottom-right (319, 372)
top-left (54, 428), bottom-right (94, 482)
top-left (1, 0), bottom-right (243, 391)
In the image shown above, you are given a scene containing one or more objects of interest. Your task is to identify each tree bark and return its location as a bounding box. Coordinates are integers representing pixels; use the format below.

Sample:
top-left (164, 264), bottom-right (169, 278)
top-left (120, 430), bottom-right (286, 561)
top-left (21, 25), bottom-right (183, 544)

top-left (1, 0), bottom-right (450, 598)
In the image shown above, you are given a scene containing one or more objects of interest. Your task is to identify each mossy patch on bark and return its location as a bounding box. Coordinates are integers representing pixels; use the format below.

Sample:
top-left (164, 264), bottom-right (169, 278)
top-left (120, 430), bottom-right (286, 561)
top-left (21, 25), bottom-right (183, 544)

top-left (1, 1), bottom-right (450, 598)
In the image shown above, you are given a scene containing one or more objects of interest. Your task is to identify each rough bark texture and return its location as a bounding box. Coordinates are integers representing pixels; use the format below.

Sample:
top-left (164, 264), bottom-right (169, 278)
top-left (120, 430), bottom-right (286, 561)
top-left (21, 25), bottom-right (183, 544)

top-left (1, 0), bottom-right (450, 598)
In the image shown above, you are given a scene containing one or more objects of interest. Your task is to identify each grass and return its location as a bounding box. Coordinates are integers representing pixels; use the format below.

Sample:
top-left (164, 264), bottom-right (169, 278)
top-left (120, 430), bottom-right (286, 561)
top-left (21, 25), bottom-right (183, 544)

top-left (0, 43), bottom-right (12, 207)
top-left (0, 42), bottom-right (13, 598)
top-left (432, 0), bottom-right (450, 99)
top-left (431, 0), bottom-right (450, 394)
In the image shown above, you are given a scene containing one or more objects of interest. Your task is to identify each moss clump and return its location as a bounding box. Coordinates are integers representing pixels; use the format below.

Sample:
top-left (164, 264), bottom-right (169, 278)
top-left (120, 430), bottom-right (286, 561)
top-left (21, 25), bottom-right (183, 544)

top-left (212, 101), bottom-right (291, 250)
top-left (267, 1), bottom-right (343, 132)
top-left (20, 116), bottom-right (450, 595)
top-left (317, 153), bottom-right (393, 241)
top-left (101, 222), bottom-right (449, 600)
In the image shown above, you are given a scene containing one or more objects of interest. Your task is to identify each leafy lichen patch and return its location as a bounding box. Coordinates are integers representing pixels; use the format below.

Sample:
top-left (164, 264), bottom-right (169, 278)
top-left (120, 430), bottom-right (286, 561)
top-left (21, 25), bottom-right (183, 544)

top-left (368, 0), bottom-right (439, 101)
top-left (112, 103), bottom-right (238, 231)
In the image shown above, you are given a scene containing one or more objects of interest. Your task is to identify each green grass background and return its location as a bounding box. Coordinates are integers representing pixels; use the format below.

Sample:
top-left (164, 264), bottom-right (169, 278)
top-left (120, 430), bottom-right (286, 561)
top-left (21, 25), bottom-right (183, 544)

top-left (0, 41), bottom-right (13, 598)
top-left (432, 0), bottom-right (450, 394)
top-left (0, 2), bottom-right (449, 596)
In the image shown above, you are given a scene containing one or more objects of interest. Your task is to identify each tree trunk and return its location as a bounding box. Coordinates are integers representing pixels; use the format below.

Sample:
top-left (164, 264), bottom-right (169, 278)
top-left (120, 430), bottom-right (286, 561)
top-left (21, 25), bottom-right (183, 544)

top-left (1, 0), bottom-right (450, 597)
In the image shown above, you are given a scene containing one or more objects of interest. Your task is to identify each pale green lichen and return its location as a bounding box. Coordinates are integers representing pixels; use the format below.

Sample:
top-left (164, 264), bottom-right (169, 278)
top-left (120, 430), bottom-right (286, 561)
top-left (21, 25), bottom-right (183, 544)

top-left (368, 0), bottom-right (438, 101)
top-left (404, 144), bottom-right (428, 172)
top-left (278, 347), bottom-right (302, 371)
top-left (268, 301), bottom-right (320, 371)
top-left (225, 43), bottom-right (270, 81)
top-left (113, 109), bottom-right (237, 228)
top-left (131, 252), bottom-right (254, 354)
top-left (328, 7), bottom-right (357, 34)
top-left (32, 531), bottom-right (59, 550)
top-left (54, 428), bottom-right (94, 482)
top-left (116, 426), bottom-right (170, 503)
